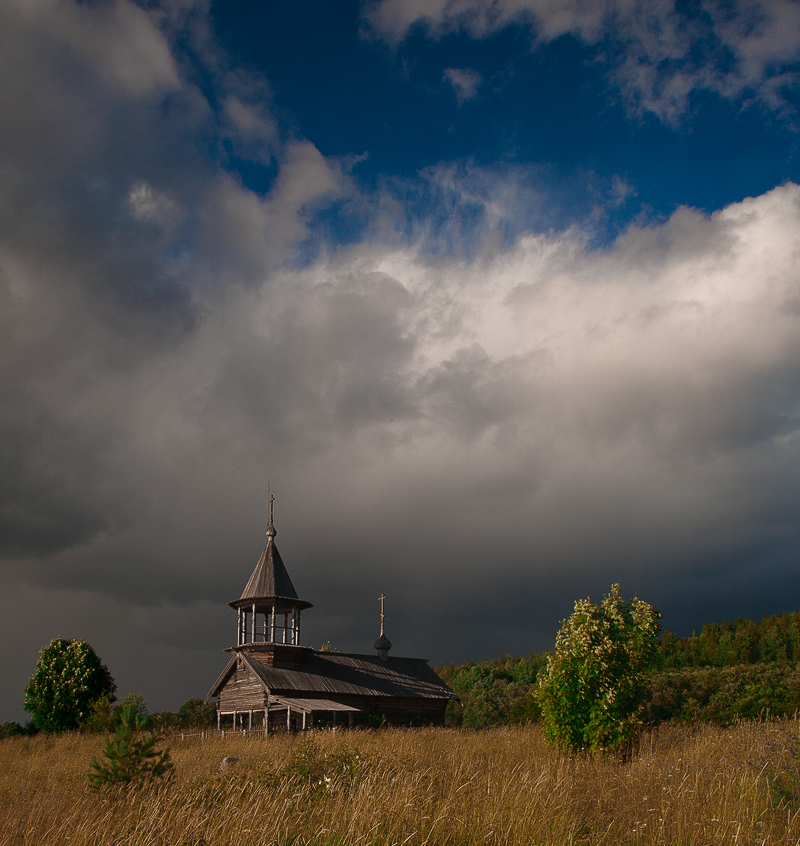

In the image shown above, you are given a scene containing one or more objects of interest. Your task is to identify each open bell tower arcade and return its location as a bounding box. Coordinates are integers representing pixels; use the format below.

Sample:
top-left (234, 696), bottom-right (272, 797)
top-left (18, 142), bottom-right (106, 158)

top-left (228, 496), bottom-right (313, 649)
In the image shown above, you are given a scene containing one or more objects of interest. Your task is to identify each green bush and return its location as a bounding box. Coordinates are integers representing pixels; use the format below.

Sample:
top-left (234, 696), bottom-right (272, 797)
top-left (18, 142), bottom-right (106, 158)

top-left (0, 722), bottom-right (31, 739)
top-left (176, 698), bottom-right (216, 729)
top-left (147, 709), bottom-right (181, 730)
top-left (81, 693), bottom-right (148, 733)
top-left (80, 696), bottom-right (115, 733)
top-left (148, 698), bottom-right (217, 731)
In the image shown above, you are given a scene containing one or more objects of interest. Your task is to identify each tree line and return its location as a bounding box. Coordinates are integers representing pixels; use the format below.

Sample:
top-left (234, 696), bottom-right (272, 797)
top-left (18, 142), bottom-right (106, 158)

top-left (437, 602), bottom-right (800, 733)
top-left (658, 611), bottom-right (800, 668)
top-left (8, 591), bottom-right (800, 760)
top-left (0, 637), bottom-right (215, 739)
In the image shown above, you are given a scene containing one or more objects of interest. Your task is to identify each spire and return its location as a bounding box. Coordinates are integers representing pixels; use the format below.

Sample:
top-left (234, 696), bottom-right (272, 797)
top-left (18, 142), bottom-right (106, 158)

top-left (266, 494), bottom-right (276, 538)
top-left (231, 495), bottom-right (312, 608)
top-left (374, 592), bottom-right (392, 660)
top-left (239, 534), bottom-right (298, 601)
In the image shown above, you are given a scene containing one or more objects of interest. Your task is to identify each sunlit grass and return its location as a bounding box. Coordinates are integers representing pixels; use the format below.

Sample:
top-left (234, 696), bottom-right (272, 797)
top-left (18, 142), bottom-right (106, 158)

top-left (2, 720), bottom-right (800, 845)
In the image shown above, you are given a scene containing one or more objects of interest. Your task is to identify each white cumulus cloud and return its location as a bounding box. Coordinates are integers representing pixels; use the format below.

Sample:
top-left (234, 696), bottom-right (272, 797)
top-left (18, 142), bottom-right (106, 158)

top-left (2, 0), bottom-right (800, 720)
top-left (366, 0), bottom-right (800, 121)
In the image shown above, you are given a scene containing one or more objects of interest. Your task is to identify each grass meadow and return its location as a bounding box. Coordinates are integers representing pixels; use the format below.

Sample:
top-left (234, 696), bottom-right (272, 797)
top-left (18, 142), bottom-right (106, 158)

top-left (2, 721), bottom-right (800, 846)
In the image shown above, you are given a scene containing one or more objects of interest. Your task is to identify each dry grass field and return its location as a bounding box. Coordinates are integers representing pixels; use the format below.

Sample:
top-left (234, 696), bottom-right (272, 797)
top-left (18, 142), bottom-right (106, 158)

top-left (2, 721), bottom-right (800, 846)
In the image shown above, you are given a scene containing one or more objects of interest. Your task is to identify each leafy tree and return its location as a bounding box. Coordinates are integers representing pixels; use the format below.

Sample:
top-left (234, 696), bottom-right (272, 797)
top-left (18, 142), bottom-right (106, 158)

top-left (80, 695), bottom-right (115, 733)
top-left (24, 638), bottom-right (116, 733)
top-left (537, 584), bottom-right (661, 754)
top-left (81, 692), bottom-right (148, 733)
top-left (88, 702), bottom-right (172, 789)
top-left (175, 697), bottom-right (216, 729)
top-left (437, 653), bottom-right (548, 728)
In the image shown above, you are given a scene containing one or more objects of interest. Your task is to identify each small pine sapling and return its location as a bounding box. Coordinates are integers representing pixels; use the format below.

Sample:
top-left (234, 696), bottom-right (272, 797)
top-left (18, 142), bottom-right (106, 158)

top-left (88, 702), bottom-right (173, 789)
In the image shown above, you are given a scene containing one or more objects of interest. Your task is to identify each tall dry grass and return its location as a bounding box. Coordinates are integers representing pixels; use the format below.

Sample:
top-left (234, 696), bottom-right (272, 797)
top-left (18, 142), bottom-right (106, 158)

top-left (2, 721), bottom-right (800, 845)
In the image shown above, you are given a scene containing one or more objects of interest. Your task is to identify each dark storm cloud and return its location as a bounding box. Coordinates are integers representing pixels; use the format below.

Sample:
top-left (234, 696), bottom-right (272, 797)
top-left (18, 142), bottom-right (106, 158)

top-left (3, 0), bottom-right (800, 721)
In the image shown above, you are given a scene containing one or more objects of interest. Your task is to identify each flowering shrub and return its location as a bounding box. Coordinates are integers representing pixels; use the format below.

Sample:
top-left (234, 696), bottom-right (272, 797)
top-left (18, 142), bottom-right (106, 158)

top-left (537, 584), bottom-right (661, 754)
top-left (24, 638), bottom-right (116, 733)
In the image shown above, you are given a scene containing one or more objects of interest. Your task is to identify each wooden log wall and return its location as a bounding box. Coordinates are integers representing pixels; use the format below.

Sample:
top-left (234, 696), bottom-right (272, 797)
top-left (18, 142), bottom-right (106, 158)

top-left (217, 661), bottom-right (268, 712)
top-left (247, 647), bottom-right (304, 669)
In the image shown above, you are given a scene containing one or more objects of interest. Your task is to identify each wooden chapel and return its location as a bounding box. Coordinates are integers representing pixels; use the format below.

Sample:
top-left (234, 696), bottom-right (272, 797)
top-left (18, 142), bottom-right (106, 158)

top-left (206, 498), bottom-right (455, 731)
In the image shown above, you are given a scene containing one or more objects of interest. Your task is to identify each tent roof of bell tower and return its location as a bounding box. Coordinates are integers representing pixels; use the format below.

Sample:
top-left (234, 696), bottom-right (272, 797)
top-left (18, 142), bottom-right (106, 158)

top-left (229, 497), bottom-right (313, 611)
top-left (241, 535), bottom-right (299, 601)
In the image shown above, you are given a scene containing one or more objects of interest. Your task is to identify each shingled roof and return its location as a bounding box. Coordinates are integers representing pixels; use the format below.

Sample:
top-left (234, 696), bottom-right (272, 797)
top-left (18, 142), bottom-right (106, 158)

top-left (240, 535), bottom-right (298, 601)
top-left (208, 650), bottom-right (457, 701)
top-left (229, 516), bottom-right (313, 612)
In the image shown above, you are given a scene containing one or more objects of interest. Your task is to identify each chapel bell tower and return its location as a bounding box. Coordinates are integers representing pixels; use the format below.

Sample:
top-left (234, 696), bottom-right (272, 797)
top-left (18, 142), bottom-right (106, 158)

top-left (228, 496), bottom-right (313, 652)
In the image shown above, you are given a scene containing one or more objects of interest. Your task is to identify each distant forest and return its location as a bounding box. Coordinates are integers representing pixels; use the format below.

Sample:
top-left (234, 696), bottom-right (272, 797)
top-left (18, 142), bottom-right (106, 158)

top-left (436, 609), bottom-right (800, 729)
top-left (658, 612), bottom-right (800, 668)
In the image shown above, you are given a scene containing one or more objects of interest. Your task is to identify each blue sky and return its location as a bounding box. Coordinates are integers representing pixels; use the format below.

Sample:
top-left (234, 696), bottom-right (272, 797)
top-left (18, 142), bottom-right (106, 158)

top-left (2, 0), bottom-right (800, 720)
top-left (209, 0), bottom-right (800, 241)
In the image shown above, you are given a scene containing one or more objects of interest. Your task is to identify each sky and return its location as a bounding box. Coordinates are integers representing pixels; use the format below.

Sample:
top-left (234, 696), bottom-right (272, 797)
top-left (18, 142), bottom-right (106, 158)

top-left (2, 0), bottom-right (800, 721)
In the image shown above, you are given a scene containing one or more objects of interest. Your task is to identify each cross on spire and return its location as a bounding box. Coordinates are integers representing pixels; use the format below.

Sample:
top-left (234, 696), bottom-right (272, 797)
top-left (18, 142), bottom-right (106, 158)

top-left (267, 494), bottom-right (276, 538)
top-left (374, 592), bottom-right (392, 659)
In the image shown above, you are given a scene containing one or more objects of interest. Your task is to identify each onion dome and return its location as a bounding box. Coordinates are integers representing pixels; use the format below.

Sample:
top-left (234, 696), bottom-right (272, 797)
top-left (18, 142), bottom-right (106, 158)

top-left (374, 592), bottom-right (391, 660)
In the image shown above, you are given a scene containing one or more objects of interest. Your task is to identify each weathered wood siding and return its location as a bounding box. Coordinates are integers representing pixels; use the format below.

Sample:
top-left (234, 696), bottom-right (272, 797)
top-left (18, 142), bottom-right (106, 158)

top-left (209, 646), bottom-right (455, 726)
top-left (217, 661), bottom-right (268, 712)
top-left (250, 646), bottom-right (304, 669)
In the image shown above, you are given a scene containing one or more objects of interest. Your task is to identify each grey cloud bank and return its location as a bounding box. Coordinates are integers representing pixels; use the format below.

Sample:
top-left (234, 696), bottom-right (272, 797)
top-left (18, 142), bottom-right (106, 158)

top-left (2, 0), bottom-right (800, 721)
